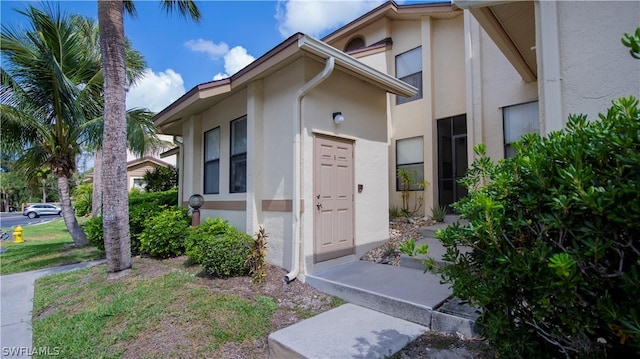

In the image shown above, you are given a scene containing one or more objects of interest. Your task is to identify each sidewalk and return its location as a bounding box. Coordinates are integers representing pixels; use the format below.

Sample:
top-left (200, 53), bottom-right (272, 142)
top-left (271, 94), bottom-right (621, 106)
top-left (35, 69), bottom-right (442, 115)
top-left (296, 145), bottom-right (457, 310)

top-left (0, 260), bottom-right (105, 359)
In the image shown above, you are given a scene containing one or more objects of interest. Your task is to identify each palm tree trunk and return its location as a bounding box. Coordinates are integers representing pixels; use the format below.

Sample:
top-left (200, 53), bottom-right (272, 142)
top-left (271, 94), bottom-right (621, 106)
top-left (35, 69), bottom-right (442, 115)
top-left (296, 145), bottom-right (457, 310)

top-left (91, 149), bottom-right (103, 217)
top-left (57, 175), bottom-right (88, 246)
top-left (99, 0), bottom-right (131, 275)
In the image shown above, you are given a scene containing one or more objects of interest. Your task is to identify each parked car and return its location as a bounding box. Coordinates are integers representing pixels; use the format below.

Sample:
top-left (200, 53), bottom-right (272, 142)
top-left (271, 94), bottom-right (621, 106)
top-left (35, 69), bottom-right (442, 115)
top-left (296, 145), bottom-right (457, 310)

top-left (22, 203), bottom-right (62, 218)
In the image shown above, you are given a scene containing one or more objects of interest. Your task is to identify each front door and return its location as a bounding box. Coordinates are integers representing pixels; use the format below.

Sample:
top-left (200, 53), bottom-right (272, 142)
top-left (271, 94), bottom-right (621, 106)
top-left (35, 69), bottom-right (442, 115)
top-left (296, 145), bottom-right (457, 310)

top-left (437, 115), bottom-right (469, 211)
top-left (314, 135), bottom-right (355, 263)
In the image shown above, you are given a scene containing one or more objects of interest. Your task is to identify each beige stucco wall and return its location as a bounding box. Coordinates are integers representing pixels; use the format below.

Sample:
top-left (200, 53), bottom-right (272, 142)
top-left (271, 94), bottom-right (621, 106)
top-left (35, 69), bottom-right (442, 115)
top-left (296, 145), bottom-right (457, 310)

top-left (260, 60), bottom-right (305, 269)
top-left (549, 1), bottom-right (640, 127)
top-left (300, 59), bottom-right (390, 276)
top-left (386, 14), bottom-right (467, 213)
top-left (329, 18), bottom-right (391, 53)
top-left (465, 12), bottom-right (538, 160)
top-left (181, 90), bottom-right (248, 231)
top-left (174, 55), bottom-right (392, 278)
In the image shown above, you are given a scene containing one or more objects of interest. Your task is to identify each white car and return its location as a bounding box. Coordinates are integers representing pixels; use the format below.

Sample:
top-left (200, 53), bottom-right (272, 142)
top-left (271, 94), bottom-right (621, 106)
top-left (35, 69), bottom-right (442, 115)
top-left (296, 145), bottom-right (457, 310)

top-left (22, 203), bottom-right (62, 219)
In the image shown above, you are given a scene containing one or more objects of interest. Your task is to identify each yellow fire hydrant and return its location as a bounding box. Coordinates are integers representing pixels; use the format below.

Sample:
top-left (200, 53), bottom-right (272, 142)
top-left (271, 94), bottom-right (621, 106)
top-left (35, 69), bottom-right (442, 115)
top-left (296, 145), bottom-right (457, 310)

top-left (13, 226), bottom-right (24, 243)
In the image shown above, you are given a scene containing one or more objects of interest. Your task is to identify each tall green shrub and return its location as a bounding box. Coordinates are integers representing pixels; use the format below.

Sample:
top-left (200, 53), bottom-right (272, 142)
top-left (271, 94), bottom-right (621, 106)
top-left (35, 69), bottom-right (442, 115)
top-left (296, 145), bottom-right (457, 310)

top-left (139, 207), bottom-right (190, 258)
top-left (438, 97), bottom-right (640, 357)
top-left (185, 218), bottom-right (240, 265)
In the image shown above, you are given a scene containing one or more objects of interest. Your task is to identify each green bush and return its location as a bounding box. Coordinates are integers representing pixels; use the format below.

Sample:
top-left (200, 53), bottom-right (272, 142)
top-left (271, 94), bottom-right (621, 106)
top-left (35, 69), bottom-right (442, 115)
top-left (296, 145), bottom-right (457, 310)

top-left (83, 216), bottom-right (104, 251)
top-left (129, 202), bottom-right (168, 255)
top-left (438, 97), bottom-right (640, 357)
top-left (139, 207), bottom-right (190, 258)
top-left (187, 218), bottom-right (252, 278)
top-left (129, 188), bottom-right (178, 207)
top-left (185, 217), bottom-right (239, 265)
top-left (72, 183), bottom-right (92, 217)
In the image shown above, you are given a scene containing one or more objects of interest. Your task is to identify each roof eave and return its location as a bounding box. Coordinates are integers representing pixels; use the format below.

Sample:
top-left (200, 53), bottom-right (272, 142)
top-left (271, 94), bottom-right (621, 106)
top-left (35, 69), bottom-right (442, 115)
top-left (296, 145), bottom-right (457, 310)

top-left (298, 36), bottom-right (417, 97)
top-left (454, 0), bottom-right (537, 82)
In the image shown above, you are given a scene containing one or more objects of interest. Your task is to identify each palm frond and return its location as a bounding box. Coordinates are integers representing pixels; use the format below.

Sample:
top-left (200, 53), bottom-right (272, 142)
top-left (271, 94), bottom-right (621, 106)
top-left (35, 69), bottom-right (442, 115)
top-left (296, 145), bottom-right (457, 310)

top-left (159, 0), bottom-right (201, 21)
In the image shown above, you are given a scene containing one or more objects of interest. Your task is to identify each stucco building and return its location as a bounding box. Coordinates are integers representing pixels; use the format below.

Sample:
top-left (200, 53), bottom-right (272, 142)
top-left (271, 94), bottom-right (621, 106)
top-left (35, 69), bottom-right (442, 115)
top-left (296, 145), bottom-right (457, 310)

top-left (153, 34), bottom-right (415, 281)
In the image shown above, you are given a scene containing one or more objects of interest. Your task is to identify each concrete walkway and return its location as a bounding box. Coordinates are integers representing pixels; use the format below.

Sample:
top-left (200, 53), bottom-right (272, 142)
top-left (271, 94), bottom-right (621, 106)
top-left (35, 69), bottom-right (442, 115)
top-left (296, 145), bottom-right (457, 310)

top-left (0, 260), bottom-right (105, 359)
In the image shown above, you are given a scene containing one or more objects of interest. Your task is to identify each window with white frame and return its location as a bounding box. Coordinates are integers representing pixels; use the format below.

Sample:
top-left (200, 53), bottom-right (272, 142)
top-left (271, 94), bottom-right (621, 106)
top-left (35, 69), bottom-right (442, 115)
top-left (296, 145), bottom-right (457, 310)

top-left (396, 136), bottom-right (424, 191)
top-left (204, 127), bottom-right (220, 194)
top-left (230, 116), bottom-right (247, 193)
top-left (503, 101), bottom-right (540, 158)
top-left (396, 47), bottom-right (423, 105)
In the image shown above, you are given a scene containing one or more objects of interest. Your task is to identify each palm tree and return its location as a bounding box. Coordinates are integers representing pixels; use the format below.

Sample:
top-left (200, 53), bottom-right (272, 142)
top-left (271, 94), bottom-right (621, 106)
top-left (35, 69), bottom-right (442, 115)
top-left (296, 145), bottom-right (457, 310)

top-left (1, 5), bottom-right (106, 246)
top-left (98, 1), bottom-right (200, 275)
top-left (71, 15), bottom-right (165, 218)
top-left (0, 5), bottom-right (154, 246)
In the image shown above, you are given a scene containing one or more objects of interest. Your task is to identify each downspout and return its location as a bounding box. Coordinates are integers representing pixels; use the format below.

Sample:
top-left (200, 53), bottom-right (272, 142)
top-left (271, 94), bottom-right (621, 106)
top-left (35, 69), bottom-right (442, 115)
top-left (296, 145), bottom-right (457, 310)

top-left (173, 136), bottom-right (184, 206)
top-left (285, 56), bottom-right (335, 283)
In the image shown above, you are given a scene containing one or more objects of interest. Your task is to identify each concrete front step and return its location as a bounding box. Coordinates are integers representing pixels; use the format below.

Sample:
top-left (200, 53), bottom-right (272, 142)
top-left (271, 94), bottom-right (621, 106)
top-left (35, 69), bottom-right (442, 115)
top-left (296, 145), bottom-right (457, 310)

top-left (306, 260), bottom-right (481, 339)
top-left (306, 260), bottom-right (451, 328)
top-left (268, 303), bottom-right (428, 359)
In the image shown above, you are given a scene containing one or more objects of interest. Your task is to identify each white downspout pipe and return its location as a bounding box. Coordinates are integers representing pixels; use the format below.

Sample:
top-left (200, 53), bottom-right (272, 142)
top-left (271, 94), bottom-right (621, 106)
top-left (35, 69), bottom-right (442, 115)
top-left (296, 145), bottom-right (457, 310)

top-left (285, 56), bottom-right (335, 283)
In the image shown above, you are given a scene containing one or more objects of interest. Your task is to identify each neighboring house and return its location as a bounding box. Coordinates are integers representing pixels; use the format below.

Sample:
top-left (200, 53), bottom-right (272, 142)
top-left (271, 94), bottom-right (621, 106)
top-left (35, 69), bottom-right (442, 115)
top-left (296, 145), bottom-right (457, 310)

top-left (320, 1), bottom-right (471, 213)
top-left (455, 0), bottom-right (640, 158)
top-left (84, 156), bottom-right (172, 191)
top-left (125, 156), bottom-right (172, 190)
top-left (153, 33), bottom-right (416, 281)
top-left (126, 134), bottom-right (177, 167)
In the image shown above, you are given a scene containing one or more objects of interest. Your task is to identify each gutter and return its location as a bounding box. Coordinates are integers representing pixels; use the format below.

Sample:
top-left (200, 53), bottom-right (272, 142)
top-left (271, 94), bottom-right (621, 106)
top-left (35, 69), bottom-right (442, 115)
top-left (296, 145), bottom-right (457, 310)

top-left (285, 56), bottom-right (336, 284)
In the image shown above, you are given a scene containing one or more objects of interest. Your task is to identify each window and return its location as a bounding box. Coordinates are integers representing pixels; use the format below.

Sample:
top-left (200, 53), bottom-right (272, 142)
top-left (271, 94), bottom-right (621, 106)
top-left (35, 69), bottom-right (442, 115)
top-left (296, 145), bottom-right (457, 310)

top-left (395, 47), bottom-right (423, 105)
top-left (133, 178), bottom-right (146, 189)
top-left (230, 116), bottom-right (247, 193)
top-left (396, 136), bottom-right (424, 191)
top-left (503, 101), bottom-right (539, 158)
top-left (204, 127), bottom-right (220, 194)
top-left (344, 37), bottom-right (365, 52)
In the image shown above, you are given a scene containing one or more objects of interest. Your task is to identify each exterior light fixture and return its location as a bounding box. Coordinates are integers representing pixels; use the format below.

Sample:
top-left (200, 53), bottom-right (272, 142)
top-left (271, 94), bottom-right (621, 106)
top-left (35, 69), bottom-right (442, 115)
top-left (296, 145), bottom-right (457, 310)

top-left (188, 194), bottom-right (205, 227)
top-left (333, 112), bottom-right (344, 125)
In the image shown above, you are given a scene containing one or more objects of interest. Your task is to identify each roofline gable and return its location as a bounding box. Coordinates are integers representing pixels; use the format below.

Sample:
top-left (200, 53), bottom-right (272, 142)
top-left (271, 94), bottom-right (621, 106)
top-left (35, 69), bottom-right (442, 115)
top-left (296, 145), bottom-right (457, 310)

top-left (153, 33), bottom-right (417, 132)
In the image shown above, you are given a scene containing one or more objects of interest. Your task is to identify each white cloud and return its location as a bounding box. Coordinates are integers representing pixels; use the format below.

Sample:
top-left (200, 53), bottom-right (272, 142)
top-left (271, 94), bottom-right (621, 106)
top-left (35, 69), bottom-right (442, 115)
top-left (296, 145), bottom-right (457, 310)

top-left (212, 46), bottom-right (256, 80)
top-left (184, 39), bottom-right (229, 59)
top-left (126, 69), bottom-right (186, 113)
top-left (275, 0), bottom-right (385, 38)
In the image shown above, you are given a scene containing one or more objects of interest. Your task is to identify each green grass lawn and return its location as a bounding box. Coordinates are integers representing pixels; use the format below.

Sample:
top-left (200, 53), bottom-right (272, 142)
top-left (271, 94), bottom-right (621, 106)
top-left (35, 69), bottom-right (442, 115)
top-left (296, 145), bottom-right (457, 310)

top-left (0, 219), bottom-right (104, 275)
top-left (31, 257), bottom-right (341, 358)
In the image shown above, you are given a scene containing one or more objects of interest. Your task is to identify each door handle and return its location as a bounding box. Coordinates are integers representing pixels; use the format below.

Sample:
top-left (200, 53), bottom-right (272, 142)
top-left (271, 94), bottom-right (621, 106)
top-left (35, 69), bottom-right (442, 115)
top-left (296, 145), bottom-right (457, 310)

top-left (316, 202), bottom-right (322, 210)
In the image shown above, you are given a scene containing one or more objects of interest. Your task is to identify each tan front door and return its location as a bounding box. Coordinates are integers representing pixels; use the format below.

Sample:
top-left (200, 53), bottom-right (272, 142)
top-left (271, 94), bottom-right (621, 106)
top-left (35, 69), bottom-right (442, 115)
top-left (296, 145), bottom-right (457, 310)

top-left (314, 135), bottom-right (355, 263)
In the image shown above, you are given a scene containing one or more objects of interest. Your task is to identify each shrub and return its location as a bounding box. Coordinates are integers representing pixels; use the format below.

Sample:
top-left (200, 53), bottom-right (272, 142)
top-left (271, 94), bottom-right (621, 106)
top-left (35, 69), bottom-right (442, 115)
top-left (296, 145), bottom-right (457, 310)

top-left (438, 97), bottom-right (640, 357)
top-left (83, 216), bottom-right (104, 251)
top-left (431, 205), bottom-right (447, 223)
top-left (245, 226), bottom-right (268, 284)
top-left (72, 183), bottom-right (92, 217)
top-left (129, 188), bottom-right (178, 208)
top-left (185, 218), bottom-right (240, 265)
top-left (397, 168), bottom-right (428, 217)
top-left (189, 218), bottom-right (253, 278)
top-left (129, 202), bottom-right (167, 255)
top-left (139, 207), bottom-right (190, 258)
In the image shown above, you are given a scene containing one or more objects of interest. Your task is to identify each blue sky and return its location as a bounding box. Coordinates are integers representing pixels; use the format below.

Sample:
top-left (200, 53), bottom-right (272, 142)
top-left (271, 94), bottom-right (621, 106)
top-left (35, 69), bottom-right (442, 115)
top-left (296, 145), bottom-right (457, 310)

top-left (1, 0), bottom-right (430, 113)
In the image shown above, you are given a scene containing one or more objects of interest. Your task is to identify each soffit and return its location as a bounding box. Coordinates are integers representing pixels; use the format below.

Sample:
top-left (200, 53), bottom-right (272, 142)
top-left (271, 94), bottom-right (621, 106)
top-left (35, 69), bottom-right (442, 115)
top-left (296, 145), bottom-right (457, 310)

top-left (489, 1), bottom-right (537, 77)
